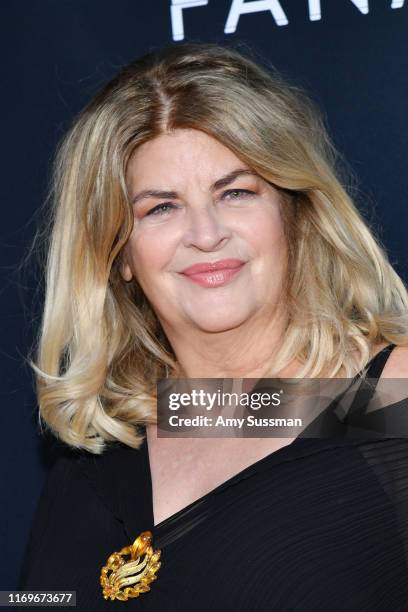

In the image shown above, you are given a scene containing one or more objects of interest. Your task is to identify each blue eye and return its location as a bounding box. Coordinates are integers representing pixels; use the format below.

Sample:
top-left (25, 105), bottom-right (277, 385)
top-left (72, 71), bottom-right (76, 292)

top-left (222, 189), bottom-right (255, 199)
top-left (146, 202), bottom-right (176, 216)
top-left (145, 190), bottom-right (254, 217)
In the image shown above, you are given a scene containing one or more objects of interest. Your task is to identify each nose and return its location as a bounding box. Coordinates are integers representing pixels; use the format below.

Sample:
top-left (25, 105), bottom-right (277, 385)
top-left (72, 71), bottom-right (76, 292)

top-left (182, 202), bottom-right (232, 251)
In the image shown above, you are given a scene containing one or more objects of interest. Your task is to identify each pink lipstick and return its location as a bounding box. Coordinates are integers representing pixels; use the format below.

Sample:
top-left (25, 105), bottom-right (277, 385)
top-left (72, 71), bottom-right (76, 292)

top-left (180, 259), bottom-right (246, 288)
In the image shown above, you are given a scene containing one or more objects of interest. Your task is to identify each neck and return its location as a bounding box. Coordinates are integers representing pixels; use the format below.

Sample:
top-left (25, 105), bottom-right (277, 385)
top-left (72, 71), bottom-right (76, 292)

top-left (162, 307), bottom-right (290, 379)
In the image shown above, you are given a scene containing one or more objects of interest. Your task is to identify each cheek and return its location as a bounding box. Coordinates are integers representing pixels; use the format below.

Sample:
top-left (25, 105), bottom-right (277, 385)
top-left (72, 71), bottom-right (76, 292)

top-left (242, 206), bottom-right (286, 254)
top-left (126, 231), bottom-right (171, 281)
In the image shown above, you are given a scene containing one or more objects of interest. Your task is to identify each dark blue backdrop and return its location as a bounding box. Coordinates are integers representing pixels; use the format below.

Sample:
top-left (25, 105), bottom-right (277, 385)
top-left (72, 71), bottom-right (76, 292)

top-left (2, 0), bottom-right (407, 591)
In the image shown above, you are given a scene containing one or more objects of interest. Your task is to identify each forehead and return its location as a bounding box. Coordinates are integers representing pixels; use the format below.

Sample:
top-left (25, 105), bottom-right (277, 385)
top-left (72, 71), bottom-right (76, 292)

top-left (126, 128), bottom-right (249, 188)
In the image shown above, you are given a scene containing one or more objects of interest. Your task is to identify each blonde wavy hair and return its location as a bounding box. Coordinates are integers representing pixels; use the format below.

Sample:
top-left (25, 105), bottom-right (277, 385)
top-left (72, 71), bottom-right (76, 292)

top-left (28, 42), bottom-right (408, 453)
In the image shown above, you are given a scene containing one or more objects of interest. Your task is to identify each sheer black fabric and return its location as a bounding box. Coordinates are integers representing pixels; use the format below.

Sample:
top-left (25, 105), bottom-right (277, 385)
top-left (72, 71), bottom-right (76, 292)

top-left (18, 345), bottom-right (408, 611)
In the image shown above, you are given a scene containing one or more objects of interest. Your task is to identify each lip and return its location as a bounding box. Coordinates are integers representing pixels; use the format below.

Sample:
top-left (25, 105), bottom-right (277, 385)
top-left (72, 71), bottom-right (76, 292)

top-left (180, 258), bottom-right (246, 288)
top-left (181, 259), bottom-right (245, 275)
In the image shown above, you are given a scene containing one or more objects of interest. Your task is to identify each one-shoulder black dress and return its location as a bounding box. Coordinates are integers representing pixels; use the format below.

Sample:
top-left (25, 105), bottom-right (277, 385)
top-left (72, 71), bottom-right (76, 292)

top-left (18, 345), bottom-right (408, 611)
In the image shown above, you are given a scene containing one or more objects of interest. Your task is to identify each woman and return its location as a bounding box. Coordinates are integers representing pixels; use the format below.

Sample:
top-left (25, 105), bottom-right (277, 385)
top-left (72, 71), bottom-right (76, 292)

top-left (19, 43), bottom-right (408, 610)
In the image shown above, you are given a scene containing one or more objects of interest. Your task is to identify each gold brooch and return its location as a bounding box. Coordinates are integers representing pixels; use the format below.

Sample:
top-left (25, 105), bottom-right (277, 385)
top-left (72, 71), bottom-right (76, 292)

top-left (100, 531), bottom-right (161, 601)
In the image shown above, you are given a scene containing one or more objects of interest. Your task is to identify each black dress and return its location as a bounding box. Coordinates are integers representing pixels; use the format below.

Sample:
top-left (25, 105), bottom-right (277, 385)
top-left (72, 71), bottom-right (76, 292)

top-left (18, 345), bottom-right (408, 611)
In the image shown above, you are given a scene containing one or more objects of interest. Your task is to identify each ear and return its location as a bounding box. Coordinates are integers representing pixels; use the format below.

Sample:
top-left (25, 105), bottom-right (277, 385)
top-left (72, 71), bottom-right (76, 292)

top-left (119, 252), bottom-right (133, 282)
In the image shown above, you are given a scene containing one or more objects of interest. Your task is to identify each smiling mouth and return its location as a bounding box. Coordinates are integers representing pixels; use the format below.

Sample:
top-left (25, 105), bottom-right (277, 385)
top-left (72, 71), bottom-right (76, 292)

top-left (180, 263), bottom-right (246, 288)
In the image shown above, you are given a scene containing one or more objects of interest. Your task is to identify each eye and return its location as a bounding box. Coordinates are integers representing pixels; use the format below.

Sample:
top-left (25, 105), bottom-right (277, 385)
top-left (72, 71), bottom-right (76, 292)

top-left (222, 189), bottom-right (255, 200)
top-left (145, 202), bottom-right (177, 217)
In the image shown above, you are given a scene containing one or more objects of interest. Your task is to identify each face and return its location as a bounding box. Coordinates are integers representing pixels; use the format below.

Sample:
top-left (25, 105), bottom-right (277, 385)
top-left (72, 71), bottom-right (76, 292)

top-left (122, 128), bottom-right (288, 336)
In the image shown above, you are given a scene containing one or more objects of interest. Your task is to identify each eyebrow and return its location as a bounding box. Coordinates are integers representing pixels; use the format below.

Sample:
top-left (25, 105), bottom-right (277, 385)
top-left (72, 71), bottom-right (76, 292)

top-left (130, 168), bottom-right (259, 205)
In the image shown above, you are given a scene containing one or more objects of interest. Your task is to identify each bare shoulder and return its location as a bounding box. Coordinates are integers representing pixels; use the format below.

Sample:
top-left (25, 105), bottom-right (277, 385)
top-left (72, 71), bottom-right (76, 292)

top-left (382, 345), bottom-right (408, 378)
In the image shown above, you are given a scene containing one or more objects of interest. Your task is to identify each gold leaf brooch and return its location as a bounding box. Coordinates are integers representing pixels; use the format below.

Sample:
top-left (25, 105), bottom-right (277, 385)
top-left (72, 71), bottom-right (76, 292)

top-left (100, 531), bottom-right (161, 601)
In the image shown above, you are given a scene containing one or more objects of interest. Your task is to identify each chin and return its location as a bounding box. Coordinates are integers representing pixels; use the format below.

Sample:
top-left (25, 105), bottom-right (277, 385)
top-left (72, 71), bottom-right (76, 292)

top-left (189, 309), bottom-right (252, 333)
